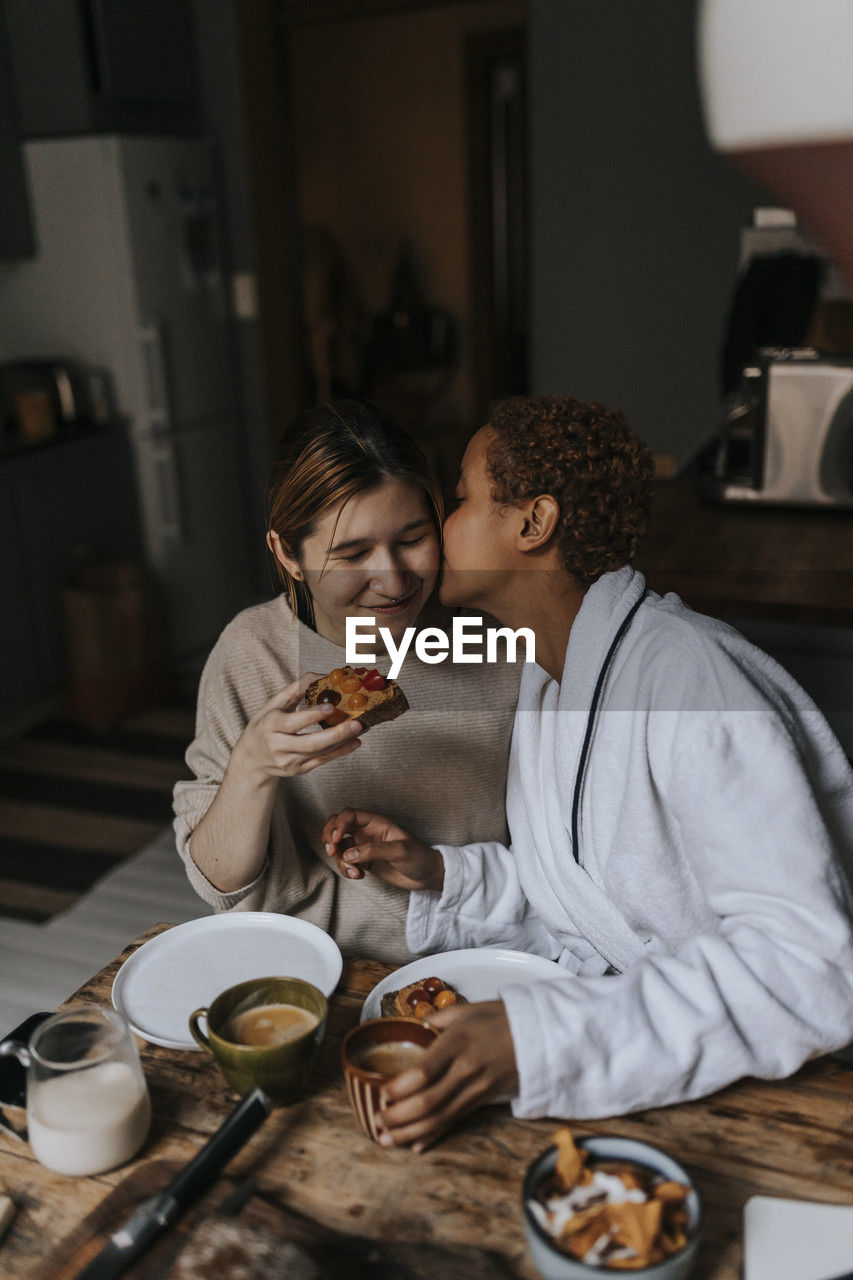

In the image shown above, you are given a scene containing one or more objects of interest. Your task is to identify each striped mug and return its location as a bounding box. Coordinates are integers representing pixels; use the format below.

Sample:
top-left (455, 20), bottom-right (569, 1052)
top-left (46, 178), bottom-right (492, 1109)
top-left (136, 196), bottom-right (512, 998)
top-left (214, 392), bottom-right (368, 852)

top-left (341, 1017), bottom-right (439, 1142)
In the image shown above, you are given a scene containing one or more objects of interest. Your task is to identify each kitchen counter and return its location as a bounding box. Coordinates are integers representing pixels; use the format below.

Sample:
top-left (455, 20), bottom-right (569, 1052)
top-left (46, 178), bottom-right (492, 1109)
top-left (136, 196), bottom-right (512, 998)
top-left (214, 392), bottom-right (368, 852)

top-left (0, 429), bottom-right (142, 726)
top-left (0, 423), bottom-right (113, 463)
top-left (634, 478), bottom-right (853, 627)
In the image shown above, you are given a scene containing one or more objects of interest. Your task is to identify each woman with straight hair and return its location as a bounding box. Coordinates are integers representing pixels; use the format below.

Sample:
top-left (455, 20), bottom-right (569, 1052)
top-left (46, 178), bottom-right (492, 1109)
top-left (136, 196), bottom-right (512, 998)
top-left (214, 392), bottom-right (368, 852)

top-left (173, 400), bottom-right (520, 962)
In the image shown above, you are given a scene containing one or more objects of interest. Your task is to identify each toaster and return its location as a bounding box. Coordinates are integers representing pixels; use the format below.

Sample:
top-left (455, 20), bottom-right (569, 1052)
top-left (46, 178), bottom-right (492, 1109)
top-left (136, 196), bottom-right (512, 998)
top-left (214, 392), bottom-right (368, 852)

top-left (708, 347), bottom-right (853, 508)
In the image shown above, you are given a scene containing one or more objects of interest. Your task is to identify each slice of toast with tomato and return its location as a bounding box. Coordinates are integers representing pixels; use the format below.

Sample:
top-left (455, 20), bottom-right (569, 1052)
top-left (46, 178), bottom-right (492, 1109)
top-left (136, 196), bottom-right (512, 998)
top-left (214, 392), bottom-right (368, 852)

top-left (304, 666), bottom-right (409, 730)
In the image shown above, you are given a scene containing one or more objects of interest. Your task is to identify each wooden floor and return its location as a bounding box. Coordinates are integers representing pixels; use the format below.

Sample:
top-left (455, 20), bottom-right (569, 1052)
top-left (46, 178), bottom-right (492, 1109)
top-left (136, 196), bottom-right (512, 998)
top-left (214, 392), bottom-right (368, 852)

top-left (0, 702), bottom-right (212, 1037)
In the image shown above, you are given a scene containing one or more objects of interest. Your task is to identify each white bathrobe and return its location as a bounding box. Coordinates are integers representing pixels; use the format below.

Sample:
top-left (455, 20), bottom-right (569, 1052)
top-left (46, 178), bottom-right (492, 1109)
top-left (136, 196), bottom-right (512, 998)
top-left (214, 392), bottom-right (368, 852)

top-left (407, 567), bottom-right (853, 1119)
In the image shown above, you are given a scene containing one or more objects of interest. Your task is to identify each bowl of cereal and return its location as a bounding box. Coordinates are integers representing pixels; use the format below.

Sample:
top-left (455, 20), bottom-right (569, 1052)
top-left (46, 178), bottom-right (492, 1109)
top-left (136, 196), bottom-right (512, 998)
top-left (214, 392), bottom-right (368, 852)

top-left (522, 1129), bottom-right (701, 1280)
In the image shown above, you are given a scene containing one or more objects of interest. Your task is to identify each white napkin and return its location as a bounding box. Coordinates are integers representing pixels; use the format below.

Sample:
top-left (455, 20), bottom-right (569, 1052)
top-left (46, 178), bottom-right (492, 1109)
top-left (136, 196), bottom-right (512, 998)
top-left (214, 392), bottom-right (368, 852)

top-left (744, 1196), bottom-right (853, 1280)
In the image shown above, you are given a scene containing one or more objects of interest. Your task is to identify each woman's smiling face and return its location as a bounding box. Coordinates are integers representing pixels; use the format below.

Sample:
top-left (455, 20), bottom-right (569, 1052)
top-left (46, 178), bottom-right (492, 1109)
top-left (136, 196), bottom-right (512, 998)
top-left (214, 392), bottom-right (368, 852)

top-left (280, 476), bottom-right (440, 646)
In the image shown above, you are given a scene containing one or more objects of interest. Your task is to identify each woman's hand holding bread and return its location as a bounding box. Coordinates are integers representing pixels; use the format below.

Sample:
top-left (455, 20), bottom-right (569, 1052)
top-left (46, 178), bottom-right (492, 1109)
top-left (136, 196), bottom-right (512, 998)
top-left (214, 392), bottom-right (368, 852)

top-left (187, 675), bottom-right (361, 894)
top-left (235, 674), bottom-right (363, 780)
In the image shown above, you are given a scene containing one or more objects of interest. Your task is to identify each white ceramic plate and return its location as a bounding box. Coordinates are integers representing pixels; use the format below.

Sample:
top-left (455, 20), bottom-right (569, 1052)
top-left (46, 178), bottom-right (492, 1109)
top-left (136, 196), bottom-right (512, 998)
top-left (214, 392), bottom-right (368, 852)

top-left (360, 948), bottom-right (567, 1022)
top-left (112, 913), bottom-right (343, 1050)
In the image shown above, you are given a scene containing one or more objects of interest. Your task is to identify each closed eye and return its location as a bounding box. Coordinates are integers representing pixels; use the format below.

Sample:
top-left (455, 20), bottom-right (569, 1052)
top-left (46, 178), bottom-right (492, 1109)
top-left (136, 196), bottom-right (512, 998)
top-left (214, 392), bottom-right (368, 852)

top-left (335, 532), bottom-right (428, 563)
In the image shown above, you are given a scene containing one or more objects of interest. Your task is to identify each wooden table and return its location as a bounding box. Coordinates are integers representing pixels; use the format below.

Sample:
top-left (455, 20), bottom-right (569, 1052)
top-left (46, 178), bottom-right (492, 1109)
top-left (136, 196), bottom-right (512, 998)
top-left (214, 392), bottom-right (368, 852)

top-left (2, 924), bottom-right (853, 1278)
top-left (634, 478), bottom-right (853, 627)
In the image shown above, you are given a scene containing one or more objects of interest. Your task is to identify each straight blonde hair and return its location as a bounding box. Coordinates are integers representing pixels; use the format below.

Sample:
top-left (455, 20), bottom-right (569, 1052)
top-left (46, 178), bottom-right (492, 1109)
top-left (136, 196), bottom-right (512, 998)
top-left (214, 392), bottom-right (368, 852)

top-left (267, 400), bottom-right (444, 627)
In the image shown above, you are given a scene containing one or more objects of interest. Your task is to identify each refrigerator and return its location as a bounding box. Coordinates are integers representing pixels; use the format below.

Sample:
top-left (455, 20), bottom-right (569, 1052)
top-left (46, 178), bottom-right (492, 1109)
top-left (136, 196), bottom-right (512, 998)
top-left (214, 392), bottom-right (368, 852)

top-left (0, 135), bottom-right (253, 659)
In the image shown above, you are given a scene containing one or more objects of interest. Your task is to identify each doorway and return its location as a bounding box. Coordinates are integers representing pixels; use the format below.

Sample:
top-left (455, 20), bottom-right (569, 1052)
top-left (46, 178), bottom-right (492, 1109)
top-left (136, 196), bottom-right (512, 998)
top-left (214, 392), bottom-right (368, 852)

top-left (467, 26), bottom-right (528, 426)
top-left (241, 0), bottom-right (528, 503)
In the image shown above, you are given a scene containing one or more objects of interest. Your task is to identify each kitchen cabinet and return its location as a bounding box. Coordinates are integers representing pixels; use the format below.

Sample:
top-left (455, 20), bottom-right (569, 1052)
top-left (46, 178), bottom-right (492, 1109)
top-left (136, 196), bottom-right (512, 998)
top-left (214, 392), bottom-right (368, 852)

top-left (0, 431), bottom-right (143, 723)
top-left (0, 476), bottom-right (42, 710)
top-left (0, 3), bottom-right (33, 257)
top-left (3, 0), bottom-right (199, 138)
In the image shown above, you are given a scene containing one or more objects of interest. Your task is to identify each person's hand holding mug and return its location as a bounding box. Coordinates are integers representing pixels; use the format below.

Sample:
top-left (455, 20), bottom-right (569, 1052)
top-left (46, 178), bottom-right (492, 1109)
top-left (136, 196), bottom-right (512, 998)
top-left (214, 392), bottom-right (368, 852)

top-left (376, 1000), bottom-right (519, 1152)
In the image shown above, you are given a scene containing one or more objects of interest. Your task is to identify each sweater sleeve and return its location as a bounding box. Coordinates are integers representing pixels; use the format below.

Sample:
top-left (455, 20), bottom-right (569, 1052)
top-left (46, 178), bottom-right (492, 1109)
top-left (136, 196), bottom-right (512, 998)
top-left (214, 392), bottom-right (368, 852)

top-left (502, 708), bottom-right (853, 1119)
top-left (406, 841), bottom-right (563, 960)
top-left (172, 634), bottom-right (270, 911)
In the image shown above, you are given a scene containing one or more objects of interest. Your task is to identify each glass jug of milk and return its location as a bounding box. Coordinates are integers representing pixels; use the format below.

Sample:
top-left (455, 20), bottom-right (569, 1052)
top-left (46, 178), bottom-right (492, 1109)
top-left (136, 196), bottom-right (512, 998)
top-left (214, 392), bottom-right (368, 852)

top-left (0, 1005), bottom-right (151, 1176)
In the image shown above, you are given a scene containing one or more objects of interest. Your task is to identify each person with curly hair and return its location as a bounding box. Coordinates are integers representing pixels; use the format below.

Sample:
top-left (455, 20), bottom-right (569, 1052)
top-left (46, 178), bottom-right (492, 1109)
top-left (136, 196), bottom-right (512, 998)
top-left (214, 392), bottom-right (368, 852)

top-left (324, 393), bottom-right (853, 1145)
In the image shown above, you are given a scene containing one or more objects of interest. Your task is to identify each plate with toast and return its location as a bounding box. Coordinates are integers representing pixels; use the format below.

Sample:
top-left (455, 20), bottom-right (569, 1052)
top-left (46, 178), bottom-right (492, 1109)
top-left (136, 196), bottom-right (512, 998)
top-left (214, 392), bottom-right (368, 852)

top-left (360, 948), bottom-right (567, 1023)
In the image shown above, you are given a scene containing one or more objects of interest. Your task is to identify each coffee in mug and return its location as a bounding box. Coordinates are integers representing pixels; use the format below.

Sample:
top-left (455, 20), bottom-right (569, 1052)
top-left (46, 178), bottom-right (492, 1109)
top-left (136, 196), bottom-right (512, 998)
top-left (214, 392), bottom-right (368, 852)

top-left (341, 1017), bottom-right (439, 1143)
top-left (225, 1003), bottom-right (319, 1048)
top-left (351, 1041), bottom-right (426, 1077)
top-left (189, 977), bottom-right (327, 1103)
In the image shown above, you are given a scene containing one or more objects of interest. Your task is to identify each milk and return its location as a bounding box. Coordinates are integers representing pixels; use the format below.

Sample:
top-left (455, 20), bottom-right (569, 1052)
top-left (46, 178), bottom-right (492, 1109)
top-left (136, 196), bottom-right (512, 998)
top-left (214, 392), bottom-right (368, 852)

top-left (28, 1061), bottom-right (151, 1176)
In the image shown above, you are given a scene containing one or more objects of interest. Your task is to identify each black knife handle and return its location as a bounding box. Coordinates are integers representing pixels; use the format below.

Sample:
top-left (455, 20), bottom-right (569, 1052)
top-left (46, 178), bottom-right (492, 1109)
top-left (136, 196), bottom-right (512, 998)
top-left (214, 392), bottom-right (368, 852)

top-left (71, 1090), bottom-right (272, 1280)
top-left (72, 1195), bottom-right (179, 1280)
top-left (167, 1087), bottom-right (271, 1208)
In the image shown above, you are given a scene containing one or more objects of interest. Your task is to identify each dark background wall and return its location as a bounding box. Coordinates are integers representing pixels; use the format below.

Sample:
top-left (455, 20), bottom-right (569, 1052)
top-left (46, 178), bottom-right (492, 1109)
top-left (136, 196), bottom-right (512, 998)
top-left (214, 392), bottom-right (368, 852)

top-left (191, 0), bottom-right (270, 580)
top-left (529, 0), bottom-right (767, 459)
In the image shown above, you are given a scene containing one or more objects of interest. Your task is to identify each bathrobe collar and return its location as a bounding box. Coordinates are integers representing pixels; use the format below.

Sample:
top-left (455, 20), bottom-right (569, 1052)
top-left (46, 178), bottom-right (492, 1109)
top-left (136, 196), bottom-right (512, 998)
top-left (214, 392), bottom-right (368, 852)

top-left (519, 565), bottom-right (647, 711)
top-left (513, 565), bottom-right (652, 974)
top-left (560, 565), bottom-right (647, 705)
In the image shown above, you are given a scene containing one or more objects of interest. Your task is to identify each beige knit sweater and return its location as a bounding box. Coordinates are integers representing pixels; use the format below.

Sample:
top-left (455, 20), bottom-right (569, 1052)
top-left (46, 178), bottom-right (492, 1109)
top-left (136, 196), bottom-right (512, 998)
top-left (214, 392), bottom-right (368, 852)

top-left (173, 595), bottom-right (521, 963)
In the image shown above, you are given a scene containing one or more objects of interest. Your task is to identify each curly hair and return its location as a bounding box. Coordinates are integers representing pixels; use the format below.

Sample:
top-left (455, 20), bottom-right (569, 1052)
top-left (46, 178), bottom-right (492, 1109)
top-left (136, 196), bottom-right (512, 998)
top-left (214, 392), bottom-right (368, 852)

top-left (484, 396), bottom-right (654, 584)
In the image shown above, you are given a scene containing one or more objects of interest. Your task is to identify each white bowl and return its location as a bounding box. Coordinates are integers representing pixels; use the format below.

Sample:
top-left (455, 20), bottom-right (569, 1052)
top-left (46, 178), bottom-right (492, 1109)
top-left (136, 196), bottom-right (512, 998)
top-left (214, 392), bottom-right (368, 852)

top-left (522, 1136), bottom-right (701, 1280)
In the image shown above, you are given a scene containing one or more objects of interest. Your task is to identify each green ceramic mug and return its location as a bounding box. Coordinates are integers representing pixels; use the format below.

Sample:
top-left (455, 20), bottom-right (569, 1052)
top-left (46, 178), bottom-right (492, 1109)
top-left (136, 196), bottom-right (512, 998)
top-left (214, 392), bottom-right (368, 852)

top-left (189, 976), bottom-right (328, 1104)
